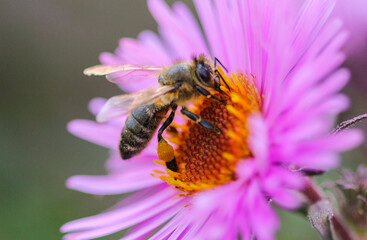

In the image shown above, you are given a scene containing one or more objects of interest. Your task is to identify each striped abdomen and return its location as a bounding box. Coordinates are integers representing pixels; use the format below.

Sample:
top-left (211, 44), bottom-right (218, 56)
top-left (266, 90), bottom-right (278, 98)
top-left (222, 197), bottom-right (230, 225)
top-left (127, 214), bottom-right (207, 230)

top-left (119, 103), bottom-right (169, 159)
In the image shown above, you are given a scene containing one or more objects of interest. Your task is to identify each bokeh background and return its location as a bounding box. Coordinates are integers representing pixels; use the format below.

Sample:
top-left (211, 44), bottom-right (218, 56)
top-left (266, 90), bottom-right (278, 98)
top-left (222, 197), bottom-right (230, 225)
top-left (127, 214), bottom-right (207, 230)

top-left (1, 0), bottom-right (366, 239)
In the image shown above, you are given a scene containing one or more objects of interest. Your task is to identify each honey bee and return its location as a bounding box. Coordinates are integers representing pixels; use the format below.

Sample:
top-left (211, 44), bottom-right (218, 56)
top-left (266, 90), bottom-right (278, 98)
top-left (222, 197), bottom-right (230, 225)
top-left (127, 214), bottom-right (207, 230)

top-left (84, 55), bottom-right (228, 172)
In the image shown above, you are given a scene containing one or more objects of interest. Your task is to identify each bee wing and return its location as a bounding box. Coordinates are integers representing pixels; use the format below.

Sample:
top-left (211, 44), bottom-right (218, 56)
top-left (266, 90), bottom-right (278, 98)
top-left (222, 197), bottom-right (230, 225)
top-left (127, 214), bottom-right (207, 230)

top-left (96, 85), bottom-right (175, 122)
top-left (84, 64), bottom-right (163, 84)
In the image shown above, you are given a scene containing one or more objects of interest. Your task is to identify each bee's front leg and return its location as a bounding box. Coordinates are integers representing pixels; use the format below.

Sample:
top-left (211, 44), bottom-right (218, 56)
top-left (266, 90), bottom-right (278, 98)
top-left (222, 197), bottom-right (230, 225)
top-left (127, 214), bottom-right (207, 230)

top-left (195, 85), bottom-right (226, 103)
top-left (157, 105), bottom-right (178, 172)
top-left (181, 107), bottom-right (221, 134)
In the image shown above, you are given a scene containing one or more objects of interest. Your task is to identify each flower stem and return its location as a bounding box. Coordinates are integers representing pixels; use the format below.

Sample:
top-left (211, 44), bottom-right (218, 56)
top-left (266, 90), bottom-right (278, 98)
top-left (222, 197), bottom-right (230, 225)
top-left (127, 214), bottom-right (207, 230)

top-left (332, 113), bottom-right (367, 134)
top-left (303, 177), bottom-right (357, 240)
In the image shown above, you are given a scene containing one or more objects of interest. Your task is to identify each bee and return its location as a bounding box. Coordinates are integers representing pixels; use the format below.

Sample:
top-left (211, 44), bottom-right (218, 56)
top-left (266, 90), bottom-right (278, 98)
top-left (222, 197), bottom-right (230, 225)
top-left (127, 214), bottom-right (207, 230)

top-left (84, 55), bottom-right (228, 172)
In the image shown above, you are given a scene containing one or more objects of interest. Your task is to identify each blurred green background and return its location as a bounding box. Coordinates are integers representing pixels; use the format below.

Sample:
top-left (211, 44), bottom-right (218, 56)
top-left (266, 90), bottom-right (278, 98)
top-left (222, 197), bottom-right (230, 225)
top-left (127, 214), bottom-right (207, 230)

top-left (0, 0), bottom-right (366, 239)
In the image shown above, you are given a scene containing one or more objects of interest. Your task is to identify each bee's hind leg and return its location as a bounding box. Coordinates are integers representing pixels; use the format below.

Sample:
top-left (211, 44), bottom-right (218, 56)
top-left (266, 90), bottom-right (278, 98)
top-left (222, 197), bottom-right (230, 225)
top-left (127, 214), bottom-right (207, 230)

top-left (181, 107), bottom-right (221, 134)
top-left (158, 105), bottom-right (177, 141)
top-left (157, 105), bottom-right (178, 172)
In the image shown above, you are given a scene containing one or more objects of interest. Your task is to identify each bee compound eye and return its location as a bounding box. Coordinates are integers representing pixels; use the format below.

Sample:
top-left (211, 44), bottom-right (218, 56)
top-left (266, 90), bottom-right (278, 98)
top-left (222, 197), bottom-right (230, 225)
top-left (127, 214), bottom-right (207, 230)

top-left (196, 64), bottom-right (211, 85)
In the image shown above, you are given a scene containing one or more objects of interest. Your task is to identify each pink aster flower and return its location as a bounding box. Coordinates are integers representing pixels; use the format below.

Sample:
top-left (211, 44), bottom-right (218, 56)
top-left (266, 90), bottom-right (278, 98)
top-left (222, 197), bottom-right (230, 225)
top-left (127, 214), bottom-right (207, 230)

top-left (61, 0), bottom-right (363, 239)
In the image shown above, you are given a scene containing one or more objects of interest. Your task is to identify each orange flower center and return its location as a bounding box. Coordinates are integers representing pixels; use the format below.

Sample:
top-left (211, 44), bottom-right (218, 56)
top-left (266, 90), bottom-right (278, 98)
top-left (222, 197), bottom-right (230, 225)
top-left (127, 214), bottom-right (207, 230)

top-left (153, 69), bottom-right (262, 195)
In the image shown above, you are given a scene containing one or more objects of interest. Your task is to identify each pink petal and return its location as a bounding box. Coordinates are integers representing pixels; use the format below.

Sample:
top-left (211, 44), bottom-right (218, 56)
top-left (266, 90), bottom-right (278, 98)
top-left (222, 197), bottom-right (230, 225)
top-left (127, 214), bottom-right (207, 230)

top-left (292, 0), bottom-right (336, 62)
top-left (172, 2), bottom-right (209, 54)
top-left (194, 0), bottom-right (226, 63)
top-left (149, 209), bottom-right (191, 240)
top-left (276, 117), bottom-right (330, 143)
top-left (67, 120), bottom-right (120, 150)
top-left (245, 181), bottom-right (279, 240)
top-left (293, 152), bottom-right (340, 170)
top-left (66, 168), bottom-right (161, 195)
top-left (248, 114), bottom-right (269, 169)
top-left (278, 94), bottom-right (350, 132)
top-left (99, 52), bottom-right (124, 65)
top-left (62, 187), bottom-right (181, 231)
top-left (137, 30), bottom-right (172, 65)
top-left (119, 206), bottom-right (180, 240)
top-left (300, 18), bottom-right (343, 66)
top-left (88, 97), bottom-right (106, 116)
top-left (283, 68), bottom-right (350, 123)
top-left (331, 0), bottom-right (367, 54)
top-left (63, 202), bottom-right (183, 240)
top-left (117, 37), bottom-right (165, 66)
top-left (148, 0), bottom-right (208, 59)
top-left (181, 215), bottom-right (207, 240)
top-left (236, 160), bottom-right (257, 181)
top-left (271, 189), bottom-right (304, 209)
top-left (263, 167), bottom-right (305, 190)
top-left (299, 128), bottom-right (364, 153)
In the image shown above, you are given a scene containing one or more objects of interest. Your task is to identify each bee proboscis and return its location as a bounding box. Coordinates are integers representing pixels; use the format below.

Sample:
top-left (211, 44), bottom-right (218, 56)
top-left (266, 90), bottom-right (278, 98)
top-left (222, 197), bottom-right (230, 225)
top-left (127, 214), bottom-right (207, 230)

top-left (84, 55), bottom-right (228, 172)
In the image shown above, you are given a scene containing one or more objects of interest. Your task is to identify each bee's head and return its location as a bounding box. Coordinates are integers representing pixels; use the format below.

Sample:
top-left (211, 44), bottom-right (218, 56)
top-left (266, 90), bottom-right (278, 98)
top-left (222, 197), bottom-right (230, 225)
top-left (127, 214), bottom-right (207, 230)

top-left (194, 55), bottom-right (220, 90)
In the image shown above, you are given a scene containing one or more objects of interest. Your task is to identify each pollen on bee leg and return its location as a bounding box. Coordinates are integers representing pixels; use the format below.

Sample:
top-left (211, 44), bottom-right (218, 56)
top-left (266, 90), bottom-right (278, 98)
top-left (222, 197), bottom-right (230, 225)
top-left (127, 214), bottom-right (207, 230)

top-left (157, 138), bottom-right (175, 163)
top-left (153, 69), bottom-right (262, 195)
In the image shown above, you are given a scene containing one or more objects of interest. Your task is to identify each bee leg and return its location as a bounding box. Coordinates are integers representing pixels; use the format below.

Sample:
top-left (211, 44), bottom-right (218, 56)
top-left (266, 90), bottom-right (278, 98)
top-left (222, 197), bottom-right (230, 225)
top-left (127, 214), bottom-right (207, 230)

top-left (158, 105), bottom-right (177, 141)
top-left (181, 107), bottom-right (221, 134)
top-left (157, 105), bottom-right (178, 172)
top-left (195, 85), bottom-right (226, 103)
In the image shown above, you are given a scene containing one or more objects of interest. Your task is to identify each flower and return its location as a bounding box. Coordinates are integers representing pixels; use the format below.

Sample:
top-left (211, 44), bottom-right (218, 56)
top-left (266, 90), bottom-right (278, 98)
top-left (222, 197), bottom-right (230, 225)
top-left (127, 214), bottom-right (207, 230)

top-left (61, 0), bottom-right (363, 239)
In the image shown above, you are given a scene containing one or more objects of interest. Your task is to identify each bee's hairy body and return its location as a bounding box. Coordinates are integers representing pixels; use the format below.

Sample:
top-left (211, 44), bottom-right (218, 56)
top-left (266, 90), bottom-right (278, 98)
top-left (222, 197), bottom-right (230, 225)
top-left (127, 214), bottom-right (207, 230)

top-left (120, 55), bottom-right (218, 160)
top-left (159, 62), bottom-right (201, 104)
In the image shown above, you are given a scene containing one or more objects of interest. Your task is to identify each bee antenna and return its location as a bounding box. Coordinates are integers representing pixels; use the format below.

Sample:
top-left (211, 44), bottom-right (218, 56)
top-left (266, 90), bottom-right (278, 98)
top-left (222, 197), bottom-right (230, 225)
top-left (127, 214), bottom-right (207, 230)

top-left (214, 57), bottom-right (228, 73)
top-left (215, 69), bottom-right (231, 92)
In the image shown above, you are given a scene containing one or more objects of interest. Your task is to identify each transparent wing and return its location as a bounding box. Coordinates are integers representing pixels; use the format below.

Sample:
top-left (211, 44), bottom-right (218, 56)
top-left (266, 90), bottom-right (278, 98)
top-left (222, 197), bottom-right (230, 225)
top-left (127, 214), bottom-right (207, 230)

top-left (84, 64), bottom-right (163, 84)
top-left (96, 85), bottom-right (175, 122)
